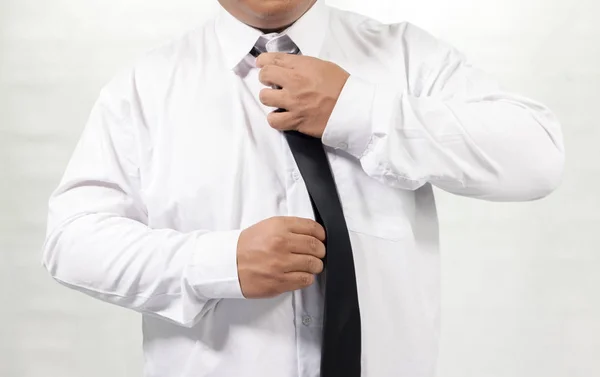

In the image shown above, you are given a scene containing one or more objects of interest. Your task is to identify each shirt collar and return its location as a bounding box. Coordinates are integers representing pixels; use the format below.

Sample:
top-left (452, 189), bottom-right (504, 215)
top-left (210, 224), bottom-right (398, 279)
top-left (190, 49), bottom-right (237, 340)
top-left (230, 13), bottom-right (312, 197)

top-left (215, 0), bottom-right (330, 70)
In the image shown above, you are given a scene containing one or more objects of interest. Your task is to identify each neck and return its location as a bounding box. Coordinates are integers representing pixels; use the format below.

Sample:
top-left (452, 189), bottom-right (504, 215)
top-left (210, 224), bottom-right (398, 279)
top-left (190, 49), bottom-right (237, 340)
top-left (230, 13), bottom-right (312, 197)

top-left (256, 23), bottom-right (295, 34)
top-left (251, 0), bottom-right (317, 34)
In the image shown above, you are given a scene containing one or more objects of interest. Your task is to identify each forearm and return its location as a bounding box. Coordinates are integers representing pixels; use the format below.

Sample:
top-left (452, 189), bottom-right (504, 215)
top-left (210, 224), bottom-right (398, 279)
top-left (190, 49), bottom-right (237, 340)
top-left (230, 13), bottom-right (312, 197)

top-left (43, 211), bottom-right (242, 328)
top-left (324, 76), bottom-right (564, 201)
top-left (42, 70), bottom-right (244, 327)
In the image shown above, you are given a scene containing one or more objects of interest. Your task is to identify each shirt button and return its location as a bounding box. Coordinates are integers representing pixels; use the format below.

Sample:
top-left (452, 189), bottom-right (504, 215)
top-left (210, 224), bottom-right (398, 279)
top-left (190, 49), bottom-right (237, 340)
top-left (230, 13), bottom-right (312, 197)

top-left (302, 315), bottom-right (312, 326)
top-left (338, 142), bottom-right (348, 150)
top-left (292, 170), bottom-right (301, 181)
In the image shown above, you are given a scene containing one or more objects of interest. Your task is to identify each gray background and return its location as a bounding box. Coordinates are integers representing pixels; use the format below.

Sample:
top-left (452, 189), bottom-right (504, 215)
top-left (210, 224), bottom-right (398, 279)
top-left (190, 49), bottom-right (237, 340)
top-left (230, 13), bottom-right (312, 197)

top-left (1, 0), bottom-right (598, 376)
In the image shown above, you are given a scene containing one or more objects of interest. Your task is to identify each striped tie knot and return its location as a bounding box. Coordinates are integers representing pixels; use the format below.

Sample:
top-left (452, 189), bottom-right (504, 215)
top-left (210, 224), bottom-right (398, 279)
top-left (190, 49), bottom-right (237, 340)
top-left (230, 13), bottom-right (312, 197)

top-left (250, 33), bottom-right (301, 57)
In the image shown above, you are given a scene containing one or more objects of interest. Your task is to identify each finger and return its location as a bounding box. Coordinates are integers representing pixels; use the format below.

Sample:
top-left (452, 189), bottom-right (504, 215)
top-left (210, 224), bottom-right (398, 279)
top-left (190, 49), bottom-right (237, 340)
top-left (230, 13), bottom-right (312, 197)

top-left (259, 88), bottom-right (292, 110)
top-left (285, 254), bottom-right (324, 274)
top-left (267, 110), bottom-right (298, 131)
top-left (287, 234), bottom-right (326, 259)
top-left (256, 52), bottom-right (302, 69)
top-left (258, 64), bottom-right (291, 87)
top-left (283, 217), bottom-right (326, 241)
top-left (282, 272), bottom-right (316, 291)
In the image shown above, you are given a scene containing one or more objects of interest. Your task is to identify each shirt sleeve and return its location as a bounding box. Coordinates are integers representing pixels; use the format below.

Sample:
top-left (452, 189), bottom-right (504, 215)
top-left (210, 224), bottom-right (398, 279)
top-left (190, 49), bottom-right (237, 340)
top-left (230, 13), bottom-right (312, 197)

top-left (322, 24), bottom-right (564, 202)
top-left (42, 70), bottom-right (244, 328)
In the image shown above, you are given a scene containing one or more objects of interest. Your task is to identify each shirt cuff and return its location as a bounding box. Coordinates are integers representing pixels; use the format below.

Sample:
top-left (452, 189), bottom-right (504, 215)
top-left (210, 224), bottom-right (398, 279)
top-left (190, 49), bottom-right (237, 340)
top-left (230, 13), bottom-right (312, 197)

top-left (185, 229), bottom-right (245, 300)
top-left (322, 75), bottom-right (376, 158)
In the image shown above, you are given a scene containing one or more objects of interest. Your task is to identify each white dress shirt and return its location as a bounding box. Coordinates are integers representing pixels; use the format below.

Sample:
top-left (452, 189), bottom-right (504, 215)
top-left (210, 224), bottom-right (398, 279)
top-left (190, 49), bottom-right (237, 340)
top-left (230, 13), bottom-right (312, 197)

top-left (42, 1), bottom-right (564, 376)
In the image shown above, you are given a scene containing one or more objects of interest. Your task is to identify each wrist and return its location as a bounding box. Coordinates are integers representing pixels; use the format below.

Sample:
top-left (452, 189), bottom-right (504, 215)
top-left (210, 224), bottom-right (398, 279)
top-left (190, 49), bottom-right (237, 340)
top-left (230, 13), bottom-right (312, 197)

top-left (322, 75), bottom-right (376, 158)
top-left (184, 229), bottom-right (245, 300)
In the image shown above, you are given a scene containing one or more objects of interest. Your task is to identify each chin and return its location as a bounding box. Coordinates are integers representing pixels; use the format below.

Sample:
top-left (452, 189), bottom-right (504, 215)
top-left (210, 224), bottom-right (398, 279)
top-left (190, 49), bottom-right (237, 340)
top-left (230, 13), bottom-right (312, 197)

top-left (244, 0), bottom-right (308, 22)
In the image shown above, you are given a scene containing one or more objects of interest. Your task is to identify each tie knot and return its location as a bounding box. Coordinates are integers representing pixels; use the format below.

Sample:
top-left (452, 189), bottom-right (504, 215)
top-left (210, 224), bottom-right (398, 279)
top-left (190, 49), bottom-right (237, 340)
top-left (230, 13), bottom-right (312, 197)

top-left (251, 34), bottom-right (300, 57)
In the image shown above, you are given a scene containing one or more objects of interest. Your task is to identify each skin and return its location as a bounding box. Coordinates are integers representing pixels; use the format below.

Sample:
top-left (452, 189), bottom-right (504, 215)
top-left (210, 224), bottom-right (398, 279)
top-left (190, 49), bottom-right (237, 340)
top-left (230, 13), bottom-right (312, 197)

top-left (221, 0), bottom-right (351, 298)
top-left (218, 0), bottom-right (318, 33)
top-left (237, 217), bottom-right (326, 298)
top-left (256, 53), bottom-right (350, 138)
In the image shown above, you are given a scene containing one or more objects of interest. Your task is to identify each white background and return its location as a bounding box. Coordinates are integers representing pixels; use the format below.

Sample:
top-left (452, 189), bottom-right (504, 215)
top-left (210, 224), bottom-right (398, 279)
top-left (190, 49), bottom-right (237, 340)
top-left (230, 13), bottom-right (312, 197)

top-left (1, 0), bottom-right (598, 376)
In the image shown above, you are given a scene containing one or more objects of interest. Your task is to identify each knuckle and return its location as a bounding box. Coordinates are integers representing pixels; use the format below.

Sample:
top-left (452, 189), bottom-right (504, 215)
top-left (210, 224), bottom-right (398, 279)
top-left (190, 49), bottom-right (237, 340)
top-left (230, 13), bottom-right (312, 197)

top-left (266, 216), bottom-right (282, 227)
top-left (269, 235), bottom-right (286, 250)
top-left (308, 237), bottom-right (319, 251)
top-left (273, 56), bottom-right (284, 66)
top-left (275, 271), bottom-right (287, 283)
top-left (292, 72), bottom-right (304, 84)
top-left (278, 217), bottom-right (292, 232)
top-left (278, 216), bottom-right (290, 228)
top-left (260, 65), bottom-right (271, 78)
top-left (292, 92), bottom-right (304, 104)
top-left (300, 274), bottom-right (314, 287)
top-left (267, 257), bottom-right (283, 273)
top-left (310, 222), bottom-right (320, 236)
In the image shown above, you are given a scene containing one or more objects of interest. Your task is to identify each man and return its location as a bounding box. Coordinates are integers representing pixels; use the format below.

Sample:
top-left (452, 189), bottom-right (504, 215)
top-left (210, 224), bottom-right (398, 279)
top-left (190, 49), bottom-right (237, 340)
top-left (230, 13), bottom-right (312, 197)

top-left (42, 0), bottom-right (564, 376)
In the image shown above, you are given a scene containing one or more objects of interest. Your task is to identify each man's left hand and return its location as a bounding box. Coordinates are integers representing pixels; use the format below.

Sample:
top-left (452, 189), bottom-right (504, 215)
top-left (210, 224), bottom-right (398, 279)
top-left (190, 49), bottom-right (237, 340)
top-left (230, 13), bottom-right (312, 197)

top-left (256, 52), bottom-right (350, 138)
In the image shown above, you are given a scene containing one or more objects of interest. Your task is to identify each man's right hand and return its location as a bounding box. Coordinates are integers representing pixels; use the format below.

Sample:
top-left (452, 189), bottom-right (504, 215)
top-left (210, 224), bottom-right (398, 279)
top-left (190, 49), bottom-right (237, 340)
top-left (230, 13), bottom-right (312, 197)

top-left (237, 216), bottom-right (326, 299)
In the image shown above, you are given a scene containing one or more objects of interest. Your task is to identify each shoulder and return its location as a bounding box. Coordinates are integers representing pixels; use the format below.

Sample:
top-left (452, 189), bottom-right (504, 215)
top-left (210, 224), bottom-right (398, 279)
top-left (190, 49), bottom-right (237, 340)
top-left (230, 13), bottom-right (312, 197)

top-left (328, 6), bottom-right (454, 60)
top-left (134, 20), bottom-right (214, 84)
top-left (101, 17), bottom-right (215, 94)
top-left (95, 17), bottom-right (217, 125)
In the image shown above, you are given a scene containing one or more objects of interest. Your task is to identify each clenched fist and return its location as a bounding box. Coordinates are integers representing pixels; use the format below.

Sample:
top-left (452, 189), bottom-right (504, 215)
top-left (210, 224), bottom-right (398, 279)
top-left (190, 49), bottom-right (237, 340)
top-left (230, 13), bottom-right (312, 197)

top-left (237, 216), bottom-right (326, 299)
top-left (256, 52), bottom-right (350, 138)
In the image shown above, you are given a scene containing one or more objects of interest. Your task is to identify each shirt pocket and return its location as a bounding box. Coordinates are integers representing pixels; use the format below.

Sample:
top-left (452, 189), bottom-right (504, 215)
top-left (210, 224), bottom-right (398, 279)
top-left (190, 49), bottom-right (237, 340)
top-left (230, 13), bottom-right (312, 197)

top-left (179, 339), bottom-right (221, 377)
top-left (333, 156), bottom-right (415, 242)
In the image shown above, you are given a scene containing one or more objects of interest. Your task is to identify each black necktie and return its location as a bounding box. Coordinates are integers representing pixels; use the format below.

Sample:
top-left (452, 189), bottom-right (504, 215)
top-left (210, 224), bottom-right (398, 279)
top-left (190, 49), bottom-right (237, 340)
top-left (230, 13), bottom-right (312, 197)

top-left (251, 34), bottom-right (362, 377)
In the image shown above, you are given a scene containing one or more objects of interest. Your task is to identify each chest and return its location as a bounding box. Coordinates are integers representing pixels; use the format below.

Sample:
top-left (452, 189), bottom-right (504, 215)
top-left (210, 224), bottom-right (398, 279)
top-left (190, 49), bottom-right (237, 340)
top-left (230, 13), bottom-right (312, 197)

top-left (139, 64), bottom-right (414, 240)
